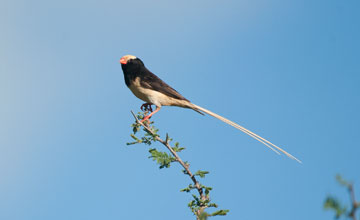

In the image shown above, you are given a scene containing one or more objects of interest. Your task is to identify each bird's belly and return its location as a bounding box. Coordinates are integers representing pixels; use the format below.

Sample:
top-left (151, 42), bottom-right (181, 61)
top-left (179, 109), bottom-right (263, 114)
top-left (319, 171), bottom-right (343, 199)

top-left (128, 83), bottom-right (187, 107)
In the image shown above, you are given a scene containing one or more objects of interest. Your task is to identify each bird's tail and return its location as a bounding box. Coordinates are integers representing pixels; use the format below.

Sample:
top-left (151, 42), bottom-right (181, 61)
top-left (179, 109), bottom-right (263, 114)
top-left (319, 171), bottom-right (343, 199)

top-left (190, 104), bottom-right (301, 163)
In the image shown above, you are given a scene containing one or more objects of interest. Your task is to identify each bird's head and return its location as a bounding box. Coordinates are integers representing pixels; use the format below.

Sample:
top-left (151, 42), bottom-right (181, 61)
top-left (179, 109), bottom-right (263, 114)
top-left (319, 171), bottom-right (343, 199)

top-left (120, 55), bottom-right (145, 74)
top-left (120, 55), bottom-right (144, 65)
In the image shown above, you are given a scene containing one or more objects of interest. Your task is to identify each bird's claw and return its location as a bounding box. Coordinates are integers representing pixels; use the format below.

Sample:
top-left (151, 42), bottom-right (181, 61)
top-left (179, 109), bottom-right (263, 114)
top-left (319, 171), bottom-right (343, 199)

top-left (141, 103), bottom-right (153, 112)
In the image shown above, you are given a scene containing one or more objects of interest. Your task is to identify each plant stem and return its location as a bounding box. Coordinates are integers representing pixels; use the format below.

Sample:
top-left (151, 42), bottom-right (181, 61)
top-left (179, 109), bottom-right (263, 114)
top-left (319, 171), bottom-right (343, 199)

top-left (130, 111), bottom-right (207, 217)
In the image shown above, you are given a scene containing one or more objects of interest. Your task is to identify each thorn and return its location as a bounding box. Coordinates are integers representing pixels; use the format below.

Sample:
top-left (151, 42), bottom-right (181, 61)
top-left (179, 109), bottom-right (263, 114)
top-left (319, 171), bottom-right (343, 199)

top-left (165, 133), bottom-right (170, 144)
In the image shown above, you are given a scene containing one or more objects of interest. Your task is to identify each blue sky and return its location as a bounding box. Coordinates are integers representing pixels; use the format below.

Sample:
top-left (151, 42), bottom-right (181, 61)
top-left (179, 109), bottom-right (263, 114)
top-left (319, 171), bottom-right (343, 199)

top-left (1, 0), bottom-right (359, 219)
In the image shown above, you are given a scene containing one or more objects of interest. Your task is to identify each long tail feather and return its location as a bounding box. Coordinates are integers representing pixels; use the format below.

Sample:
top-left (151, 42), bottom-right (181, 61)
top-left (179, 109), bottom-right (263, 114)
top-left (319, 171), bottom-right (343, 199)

top-left (191, 104), bottom-right (301, 163)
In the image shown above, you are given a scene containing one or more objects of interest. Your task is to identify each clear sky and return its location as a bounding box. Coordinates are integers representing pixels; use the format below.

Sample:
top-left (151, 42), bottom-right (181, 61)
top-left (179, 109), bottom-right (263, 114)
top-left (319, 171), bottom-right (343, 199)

top-left (1, 0), bottom-right (359, 219)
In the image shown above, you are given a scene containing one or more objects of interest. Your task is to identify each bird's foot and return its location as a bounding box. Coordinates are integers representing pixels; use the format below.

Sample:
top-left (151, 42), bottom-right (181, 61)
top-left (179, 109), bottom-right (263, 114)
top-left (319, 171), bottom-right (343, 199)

top-left (139, 106), bottom-right (160, 123)
top-left (140, 103), bottom-right (153, 112)
top-left (140, 104), bottom-right (152, 123)
top-left (140, 115), bottom-right (151, 123)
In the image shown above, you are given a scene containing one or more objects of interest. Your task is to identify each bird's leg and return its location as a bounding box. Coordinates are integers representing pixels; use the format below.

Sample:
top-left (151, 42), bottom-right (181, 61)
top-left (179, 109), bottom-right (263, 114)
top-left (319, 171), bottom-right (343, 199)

top-left (140, 103), bottom-right (153, 112)
top-left (141, 106), bottom-right (161, 123)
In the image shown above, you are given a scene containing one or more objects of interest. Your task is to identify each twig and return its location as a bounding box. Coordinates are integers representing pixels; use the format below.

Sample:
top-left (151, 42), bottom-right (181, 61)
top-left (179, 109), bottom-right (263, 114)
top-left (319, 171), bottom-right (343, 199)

top-left (130, 111), bottom-right (207, 216)
top-left (348, 183), bottom-right (359, 220)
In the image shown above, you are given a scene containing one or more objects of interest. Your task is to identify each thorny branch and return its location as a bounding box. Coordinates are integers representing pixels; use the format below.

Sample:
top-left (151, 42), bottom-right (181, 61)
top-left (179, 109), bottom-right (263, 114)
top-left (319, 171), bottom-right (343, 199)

top-left (348, 183), bottom-right (359, 220)
top-left (324, 175), bottom-right (359, 220)
top-left (130, 111), bottom-right (208, 216)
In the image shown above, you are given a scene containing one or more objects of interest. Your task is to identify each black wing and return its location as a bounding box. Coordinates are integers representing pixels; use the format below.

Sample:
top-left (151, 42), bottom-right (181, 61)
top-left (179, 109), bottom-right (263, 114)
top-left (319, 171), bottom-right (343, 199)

top-left (140, 68), bottom-right (189, 101)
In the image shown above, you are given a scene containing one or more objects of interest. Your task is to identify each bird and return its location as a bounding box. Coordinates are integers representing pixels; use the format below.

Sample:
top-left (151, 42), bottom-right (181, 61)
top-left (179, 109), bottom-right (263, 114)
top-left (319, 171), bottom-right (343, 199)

top-left (120, 55), bottom-right (301, 163)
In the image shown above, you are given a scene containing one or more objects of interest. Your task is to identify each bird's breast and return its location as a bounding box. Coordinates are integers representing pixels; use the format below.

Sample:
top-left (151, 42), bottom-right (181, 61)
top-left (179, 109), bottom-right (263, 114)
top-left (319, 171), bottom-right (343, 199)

top-left (128, 77), bottom-right (152, 103)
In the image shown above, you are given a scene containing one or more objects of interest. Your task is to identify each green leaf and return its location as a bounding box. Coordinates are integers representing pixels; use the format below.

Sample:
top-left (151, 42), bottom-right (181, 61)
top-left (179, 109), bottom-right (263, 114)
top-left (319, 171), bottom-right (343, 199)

top-left (210, 209), bottom-right (229, 216)
top-left (188, 199), bottom-right (195, 208)
top-left (131, 123), bottom-right (141, 134)
top-left (180, 187), bottom-right (191, 193)
top-left (148, 148), bottom-right (176, 169)
top-left (172, 145), bottom-right (185, 152)
top-left (192, 194), bottom-right (200, 205)
top-left (204, 187), bottom-right (213, 196)
top-left (208, 203), bottom-right (218, 208)
top-left (180, 184), bottom-right (195, 193)
top-left (195, 170), bottom-right (209, 178)
top-left (200, 199), bottom-right (210, 206)
top-left (336, 174), bottom-right (351, 188)
top-left (126, 134), bottom-right (143, 145)
top-left (324, 196), bottom-right (347, 218)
